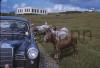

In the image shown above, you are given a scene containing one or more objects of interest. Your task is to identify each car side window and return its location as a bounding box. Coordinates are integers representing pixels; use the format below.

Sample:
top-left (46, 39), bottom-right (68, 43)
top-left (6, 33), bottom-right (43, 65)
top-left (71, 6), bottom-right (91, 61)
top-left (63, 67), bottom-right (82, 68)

top-left (17, 21), bottom-right (26, 29)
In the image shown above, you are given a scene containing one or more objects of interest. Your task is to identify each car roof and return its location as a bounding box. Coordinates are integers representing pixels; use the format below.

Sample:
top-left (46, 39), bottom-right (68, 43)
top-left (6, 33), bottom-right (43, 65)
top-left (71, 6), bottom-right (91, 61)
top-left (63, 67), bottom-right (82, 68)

top-left (0, 16), bottom-right (29, 22)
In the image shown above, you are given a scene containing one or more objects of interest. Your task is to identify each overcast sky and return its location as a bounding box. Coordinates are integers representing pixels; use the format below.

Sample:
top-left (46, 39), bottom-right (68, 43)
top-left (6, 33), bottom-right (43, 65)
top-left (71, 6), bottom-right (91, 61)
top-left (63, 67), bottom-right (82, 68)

top-left (1, 0), bottom-right (100, 13)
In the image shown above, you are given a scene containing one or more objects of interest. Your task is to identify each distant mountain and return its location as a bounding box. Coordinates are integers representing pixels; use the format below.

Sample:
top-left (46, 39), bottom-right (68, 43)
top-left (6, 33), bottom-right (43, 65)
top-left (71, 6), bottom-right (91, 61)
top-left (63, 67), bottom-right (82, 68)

top-left (59, 11), bottom-right (83, 14)
top-left (0, 12), bottom-right (15, 16)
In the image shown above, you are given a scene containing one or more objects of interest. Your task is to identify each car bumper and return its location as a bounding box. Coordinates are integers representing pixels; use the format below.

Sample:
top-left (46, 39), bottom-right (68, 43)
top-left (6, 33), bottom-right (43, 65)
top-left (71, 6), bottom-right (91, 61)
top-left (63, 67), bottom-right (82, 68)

top-left (14, 56), bottom-right (40, 68)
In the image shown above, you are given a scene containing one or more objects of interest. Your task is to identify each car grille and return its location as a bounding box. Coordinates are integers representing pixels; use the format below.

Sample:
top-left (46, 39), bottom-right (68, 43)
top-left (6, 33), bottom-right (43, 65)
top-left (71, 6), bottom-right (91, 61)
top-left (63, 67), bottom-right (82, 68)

top-left (0, 48), bottom-right (13, 68)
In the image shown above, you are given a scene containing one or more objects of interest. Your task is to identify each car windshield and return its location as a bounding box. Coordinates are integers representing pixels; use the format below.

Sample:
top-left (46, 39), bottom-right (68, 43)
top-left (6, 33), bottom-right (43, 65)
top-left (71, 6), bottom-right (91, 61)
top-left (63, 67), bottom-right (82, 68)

top-left (0, 20), bottom-right (29, 40)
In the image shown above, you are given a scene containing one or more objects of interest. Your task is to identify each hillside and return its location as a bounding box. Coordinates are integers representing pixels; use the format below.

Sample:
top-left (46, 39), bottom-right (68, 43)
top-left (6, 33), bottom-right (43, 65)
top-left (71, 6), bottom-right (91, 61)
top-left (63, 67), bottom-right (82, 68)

top-left (13, 12), bottom-right (100, 68)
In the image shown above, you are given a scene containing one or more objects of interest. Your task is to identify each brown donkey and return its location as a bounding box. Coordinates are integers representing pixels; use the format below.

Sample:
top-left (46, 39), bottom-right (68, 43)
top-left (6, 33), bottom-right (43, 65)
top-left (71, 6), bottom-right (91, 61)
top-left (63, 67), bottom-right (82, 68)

top-left (44, 29), bottom-right (78, 63)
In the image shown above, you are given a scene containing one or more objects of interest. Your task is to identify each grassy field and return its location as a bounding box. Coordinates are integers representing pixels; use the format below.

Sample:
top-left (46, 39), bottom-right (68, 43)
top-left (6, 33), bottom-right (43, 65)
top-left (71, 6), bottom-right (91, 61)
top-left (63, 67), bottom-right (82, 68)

top-left (19, 12), bottom-right (100, 68)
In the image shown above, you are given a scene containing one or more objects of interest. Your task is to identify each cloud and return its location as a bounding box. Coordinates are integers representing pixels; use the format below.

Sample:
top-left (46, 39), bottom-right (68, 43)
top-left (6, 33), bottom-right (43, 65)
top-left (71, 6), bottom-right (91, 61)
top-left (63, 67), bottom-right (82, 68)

top-left (46, 4), bottom-right (67, 13)
top-left (46, 4), bottom-right (88, 13)
top-left (13, 3), bottom-right (27, 9)
top-left (49, 0), bottom-right (100, 4)
top-left (20, 3), bottom-right (26, 7)
top-left (48, 0), bottom-right (100, 8)
top-left (13, 4), bottom-right (19, 9)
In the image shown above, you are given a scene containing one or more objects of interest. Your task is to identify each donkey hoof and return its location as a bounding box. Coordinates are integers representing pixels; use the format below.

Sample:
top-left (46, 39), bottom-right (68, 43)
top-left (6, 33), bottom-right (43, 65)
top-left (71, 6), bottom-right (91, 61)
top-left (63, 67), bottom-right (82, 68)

top-left (56, 59), bottom-right (60, 64)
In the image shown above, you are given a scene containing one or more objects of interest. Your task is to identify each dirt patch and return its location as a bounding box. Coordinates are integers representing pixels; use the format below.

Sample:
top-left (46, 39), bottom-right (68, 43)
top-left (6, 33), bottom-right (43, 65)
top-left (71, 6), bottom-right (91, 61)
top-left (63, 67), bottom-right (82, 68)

top-left (38, 43), bottom-right (59, 68)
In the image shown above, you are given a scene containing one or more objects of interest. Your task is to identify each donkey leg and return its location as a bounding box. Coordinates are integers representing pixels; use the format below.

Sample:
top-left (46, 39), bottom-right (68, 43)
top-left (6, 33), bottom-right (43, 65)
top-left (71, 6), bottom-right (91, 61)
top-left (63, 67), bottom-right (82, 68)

top-left (58, 49), bottom-right (61, 62)
top-left (54, 46), bottom-right (61, 64)
top-left (53, 46), bottom-right (57, 58)
top-left (54, 53), bottom-right (60, 64)
top-left (54, 48), bottom-right (58, 59)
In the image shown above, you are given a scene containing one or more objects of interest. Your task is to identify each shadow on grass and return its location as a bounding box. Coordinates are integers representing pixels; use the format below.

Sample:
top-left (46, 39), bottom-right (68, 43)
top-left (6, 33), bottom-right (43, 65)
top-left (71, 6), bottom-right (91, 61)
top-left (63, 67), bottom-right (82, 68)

top-left (49, 47), bottom-right (76, 62)
top-left (60, 48), bottom-right (75, 60)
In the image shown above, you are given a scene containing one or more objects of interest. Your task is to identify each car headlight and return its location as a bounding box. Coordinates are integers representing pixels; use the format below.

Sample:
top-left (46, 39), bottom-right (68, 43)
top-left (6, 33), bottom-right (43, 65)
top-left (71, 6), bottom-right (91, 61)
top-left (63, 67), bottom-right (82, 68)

top-left (27, 47), bottom-right (39, 59)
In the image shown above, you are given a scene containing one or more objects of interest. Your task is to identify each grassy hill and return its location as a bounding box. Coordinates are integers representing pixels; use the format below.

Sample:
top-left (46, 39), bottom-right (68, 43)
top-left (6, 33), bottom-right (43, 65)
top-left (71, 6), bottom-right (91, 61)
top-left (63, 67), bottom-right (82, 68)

top-left (18, 12), bottom-right (100, 68)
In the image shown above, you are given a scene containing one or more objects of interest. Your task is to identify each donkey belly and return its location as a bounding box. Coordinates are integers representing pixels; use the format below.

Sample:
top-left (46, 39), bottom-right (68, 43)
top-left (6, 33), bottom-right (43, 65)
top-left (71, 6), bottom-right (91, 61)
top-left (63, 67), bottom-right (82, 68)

top-left (59, 40), bottom-right (72, 49)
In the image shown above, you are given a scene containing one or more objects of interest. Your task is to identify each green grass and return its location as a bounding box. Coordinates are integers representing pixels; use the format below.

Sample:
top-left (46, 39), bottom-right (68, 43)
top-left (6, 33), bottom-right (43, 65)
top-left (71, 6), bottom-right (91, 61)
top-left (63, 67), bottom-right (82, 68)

top-left (20, 12), bottom-right (100, 68)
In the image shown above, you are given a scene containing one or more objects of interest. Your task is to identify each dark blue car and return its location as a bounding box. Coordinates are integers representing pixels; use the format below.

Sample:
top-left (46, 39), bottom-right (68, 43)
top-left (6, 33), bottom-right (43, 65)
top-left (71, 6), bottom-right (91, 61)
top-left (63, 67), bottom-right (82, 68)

top-left (0, 16), bottom-right (40, 68)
